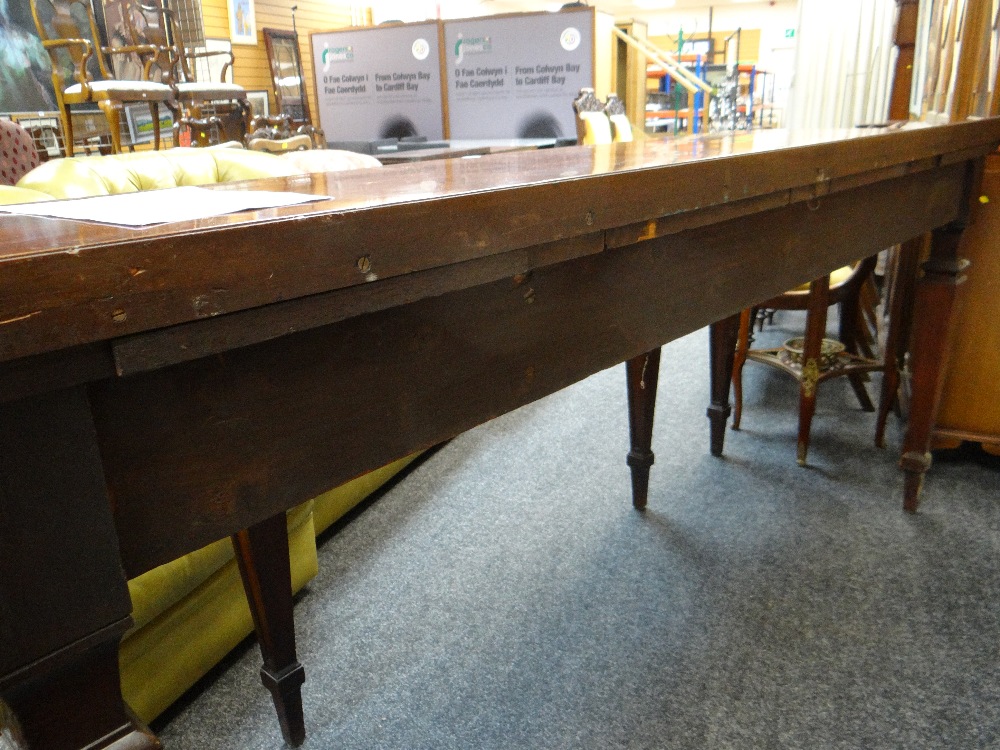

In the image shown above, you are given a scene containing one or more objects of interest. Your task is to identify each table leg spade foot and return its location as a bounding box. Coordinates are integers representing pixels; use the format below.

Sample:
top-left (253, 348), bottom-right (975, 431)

top-left (233, 513), bottom-right (306, 746)
top-left (708, 314), bottom-right (741, 457)
top-left (261, 662), bottom-right (306, 747)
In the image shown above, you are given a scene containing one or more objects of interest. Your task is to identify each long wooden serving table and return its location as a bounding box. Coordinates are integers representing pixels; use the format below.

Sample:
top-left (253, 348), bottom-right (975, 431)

top-left (1, 121), bottom-right (998, 749)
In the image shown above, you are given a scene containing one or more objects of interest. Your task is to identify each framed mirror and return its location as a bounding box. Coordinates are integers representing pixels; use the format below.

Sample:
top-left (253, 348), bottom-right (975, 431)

top-left (263, 27), bottom-right (310, 126)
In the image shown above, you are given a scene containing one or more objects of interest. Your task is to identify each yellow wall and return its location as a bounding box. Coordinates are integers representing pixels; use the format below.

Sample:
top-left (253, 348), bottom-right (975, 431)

top-left (201, 0), bottom-right (358, 125)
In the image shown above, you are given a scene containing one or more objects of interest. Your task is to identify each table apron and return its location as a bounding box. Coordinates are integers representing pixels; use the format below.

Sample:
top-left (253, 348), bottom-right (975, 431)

top-left (92, 161), bottom-right (967, 577)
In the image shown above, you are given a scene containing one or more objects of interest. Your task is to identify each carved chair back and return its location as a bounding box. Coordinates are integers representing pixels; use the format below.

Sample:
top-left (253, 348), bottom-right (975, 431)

top-left (119, 0), bottom-right (176, 85)
top-left (125, 1), bottom-right (234, 86)
top-left (30, 0), bottom-right (114, 91)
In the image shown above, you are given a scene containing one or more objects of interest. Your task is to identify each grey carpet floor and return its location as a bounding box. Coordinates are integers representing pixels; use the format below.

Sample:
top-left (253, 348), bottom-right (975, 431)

top-left (154, 321), bottom-right (1000, 749)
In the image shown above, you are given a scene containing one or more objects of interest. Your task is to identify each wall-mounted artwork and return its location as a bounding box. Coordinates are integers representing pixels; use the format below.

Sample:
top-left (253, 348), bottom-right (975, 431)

top-left (124, 103), bottom-right (173, 145)
top-left (101, 0), bottom-right (153, 82)
top-left (246, 90), bottom-right (269, 119)
top-left (227, 0), bottom-right (256, 45)
top-left (0, 0), bottom-right (59, 113)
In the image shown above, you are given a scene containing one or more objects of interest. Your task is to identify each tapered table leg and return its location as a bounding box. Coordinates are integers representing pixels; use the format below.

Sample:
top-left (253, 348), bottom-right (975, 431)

top-left (626, 348), bottom-right (661, 509)
top-left (875, 237), bottom-right (924, 448)
top-left (900, 222), bottom-right (969, 512)
top-left (232, 513), bottom-right (306, 746)
top-left (707, 313), bottom-right (741, 456)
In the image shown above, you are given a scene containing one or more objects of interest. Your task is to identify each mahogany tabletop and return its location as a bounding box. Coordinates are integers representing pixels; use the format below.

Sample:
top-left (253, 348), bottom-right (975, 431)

top-left (2, 120), bottom-right (999, 367)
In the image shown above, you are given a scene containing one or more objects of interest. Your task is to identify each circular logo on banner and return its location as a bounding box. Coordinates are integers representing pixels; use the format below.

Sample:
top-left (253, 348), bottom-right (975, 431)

top-left (560, 27), bottom-right (581, 52)
top-left (412, 38), bottom-right (430, 61)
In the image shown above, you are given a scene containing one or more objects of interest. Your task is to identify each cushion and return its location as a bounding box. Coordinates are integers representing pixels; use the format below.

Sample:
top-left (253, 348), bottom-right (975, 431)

top-left (17, 148), bottom-right (301, 199)
top-left (280, 149), bottom-right (382, 173)
top-left (579, 111), bottom-right (612, 146)
top-left (65, 80), bottom-right (173, 97)
top-left (177, 82), bottom-right (246, 96)
top-left (0, 120), bottom-right (41, 186)
top-left (609, 113), bottom-right (633, 143)
top-left (0, 185), bottom-right (51, 205)
top-left (786, 265), bottom-right (856, 295)
top-left (312, 453), bottom-right (420, 534)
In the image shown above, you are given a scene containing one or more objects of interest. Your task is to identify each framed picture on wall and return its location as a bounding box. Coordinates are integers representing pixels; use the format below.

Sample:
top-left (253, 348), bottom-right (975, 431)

top-left (125, 104), bottom-right (174, 145)
top-left (246, 90), bottom-right (269, 120)
top-left (11, 113), bottom-right (62, 159)
top-left (102, 0), bottom-right (150, 81)
top-left (0, 1), bottom-right (60, 112)
top-left (227, 0), bottom-right (257, 45)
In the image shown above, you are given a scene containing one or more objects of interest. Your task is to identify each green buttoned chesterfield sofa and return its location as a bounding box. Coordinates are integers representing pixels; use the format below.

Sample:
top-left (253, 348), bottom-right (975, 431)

top-left (0, 145), bottom-right (419, 723)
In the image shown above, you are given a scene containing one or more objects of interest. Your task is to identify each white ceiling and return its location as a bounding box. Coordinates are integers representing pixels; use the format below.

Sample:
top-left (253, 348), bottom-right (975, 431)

top-left (369, 1), bottom-right (799, 37)
top-left (479, 0), bottom-right (782, 14)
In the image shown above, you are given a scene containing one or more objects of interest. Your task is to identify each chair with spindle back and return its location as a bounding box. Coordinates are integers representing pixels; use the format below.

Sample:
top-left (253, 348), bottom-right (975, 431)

top-left (123, 0), bottom-right (251, 144)
top-left (29, 0), bottom-right (175, 155)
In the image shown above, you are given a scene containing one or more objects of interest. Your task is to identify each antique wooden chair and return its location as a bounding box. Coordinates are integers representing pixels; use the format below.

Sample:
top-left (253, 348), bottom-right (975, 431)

top-left (29, 0), bottom-right (174, 156)
top-left (604, 93), bottom-right (633, 143)
top-left (123, 1), bottom-right (251, 144)
top-left (730, 255), bottom-right (892, 465)
top-left (572, 88), bottom-right (612, 145)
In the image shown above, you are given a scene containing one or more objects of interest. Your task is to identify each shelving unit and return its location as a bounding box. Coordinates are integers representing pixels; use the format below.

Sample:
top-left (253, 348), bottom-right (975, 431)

top-left (643, 58), bottom-right (776, 134)
top-left (645, 54), bottom-right (708, 134)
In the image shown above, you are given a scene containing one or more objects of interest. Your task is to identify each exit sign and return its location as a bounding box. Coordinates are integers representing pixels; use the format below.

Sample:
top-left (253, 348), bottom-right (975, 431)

top-left (785, 28), bottom-right (796, 38)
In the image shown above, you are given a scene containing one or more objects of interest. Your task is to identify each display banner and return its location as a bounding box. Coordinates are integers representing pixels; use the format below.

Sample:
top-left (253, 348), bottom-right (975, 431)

top-left (311, 22), bottom-right (444, 141)
top-left (443, 9), bottom-right (594, 140)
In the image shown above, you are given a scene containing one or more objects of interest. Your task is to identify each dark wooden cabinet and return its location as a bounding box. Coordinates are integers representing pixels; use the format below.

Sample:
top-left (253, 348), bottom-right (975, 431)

top-left (934, 153), bottom-right (1000, 455)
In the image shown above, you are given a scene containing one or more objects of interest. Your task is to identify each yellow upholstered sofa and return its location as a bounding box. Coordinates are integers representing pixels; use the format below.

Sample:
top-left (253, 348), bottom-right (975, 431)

top-left (1, 146), bottom-right (416, 723)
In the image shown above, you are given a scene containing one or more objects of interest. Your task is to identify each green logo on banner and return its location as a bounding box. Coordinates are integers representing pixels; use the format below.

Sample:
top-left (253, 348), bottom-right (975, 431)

top-left (454, 35), bottom-right (492, 64)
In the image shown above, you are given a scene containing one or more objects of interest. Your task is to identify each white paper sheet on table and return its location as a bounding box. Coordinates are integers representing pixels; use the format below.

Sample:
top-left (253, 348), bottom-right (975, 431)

top-left (0, 186), bottom-right (331, 227)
